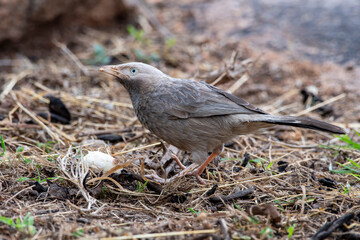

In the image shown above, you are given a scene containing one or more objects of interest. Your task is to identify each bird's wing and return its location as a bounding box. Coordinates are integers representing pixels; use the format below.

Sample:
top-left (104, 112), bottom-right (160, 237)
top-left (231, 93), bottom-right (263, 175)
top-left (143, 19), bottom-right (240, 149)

top-left (157, 79), bottom-right (267, 119)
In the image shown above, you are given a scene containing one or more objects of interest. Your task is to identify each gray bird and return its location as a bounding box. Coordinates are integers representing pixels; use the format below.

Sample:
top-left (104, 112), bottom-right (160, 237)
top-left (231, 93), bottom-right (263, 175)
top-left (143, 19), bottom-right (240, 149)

top-left (99, 62), bottom-right (345, 183)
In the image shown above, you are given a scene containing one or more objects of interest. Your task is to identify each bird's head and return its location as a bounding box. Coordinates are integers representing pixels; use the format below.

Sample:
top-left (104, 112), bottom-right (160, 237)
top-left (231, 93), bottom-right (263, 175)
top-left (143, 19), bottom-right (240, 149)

top-left (99, 62), bottom-right (167, 91)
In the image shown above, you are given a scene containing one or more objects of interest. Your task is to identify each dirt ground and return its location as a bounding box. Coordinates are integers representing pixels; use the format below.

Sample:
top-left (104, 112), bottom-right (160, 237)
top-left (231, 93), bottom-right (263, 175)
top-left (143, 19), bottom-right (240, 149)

top-left (0, 0), bottom-right (359, 239)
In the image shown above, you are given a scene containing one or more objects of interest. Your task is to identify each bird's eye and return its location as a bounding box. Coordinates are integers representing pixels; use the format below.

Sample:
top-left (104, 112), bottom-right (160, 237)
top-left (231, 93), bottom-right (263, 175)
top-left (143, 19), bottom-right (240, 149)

top-left (130, 68), bottom-right (138, 74)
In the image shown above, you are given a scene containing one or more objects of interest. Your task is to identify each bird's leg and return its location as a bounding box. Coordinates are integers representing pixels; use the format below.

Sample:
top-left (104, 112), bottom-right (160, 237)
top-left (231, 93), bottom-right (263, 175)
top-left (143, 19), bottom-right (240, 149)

top-left (196, 145), bottom-right (224, 176)
top-left (158, 145), bottom-right (222, 185)
top-left (171, 153), bottom-right (186, 170)
top-left (171, 153), bottom-right (205, 183)
top-left (160, 141), bottom-right (183, 169)
top-left (190, 146), bottom-right (223, 185)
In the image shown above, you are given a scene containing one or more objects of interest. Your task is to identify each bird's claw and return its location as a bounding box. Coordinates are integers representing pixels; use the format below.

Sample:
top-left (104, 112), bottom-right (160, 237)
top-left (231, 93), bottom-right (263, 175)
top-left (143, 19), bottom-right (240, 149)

top-left (145, 164), bottom-right (207, 184)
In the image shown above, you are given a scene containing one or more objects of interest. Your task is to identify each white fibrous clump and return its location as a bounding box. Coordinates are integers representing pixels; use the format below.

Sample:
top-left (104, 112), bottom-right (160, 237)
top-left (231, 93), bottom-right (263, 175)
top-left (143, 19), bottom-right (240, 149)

top-left (83, 151), bottom-right (119, 173)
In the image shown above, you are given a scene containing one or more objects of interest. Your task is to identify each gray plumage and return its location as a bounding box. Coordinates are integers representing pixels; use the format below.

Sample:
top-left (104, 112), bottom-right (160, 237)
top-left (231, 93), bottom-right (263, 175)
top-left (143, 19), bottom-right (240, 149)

top-left (100, 62), bottom-right (345, 166)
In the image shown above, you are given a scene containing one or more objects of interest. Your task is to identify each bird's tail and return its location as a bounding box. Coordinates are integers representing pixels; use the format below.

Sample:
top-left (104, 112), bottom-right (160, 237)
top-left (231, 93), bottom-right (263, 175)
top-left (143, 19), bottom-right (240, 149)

top-left (259, 115), bottom-right (345, 134)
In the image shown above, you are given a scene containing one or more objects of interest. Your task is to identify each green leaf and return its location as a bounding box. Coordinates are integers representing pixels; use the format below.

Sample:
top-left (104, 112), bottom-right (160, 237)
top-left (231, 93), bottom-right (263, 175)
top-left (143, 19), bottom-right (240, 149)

top-left (249, 216), bottom-right (260, 224)
top-left (134, 49), bottom-right (147, 61)
top-left (188, 208), bottom-right (199, 214)
top-left (287, 224), bottom-right (295, 239)
top-left (17, 177), bottom-right (31, 182)
top-left (83, 44), bottom-right (111, 65)
top-left (274, 199), bottom-right (285, 212)
top-left (349, 174), bottom-right (360, 180)
top-left (23, 212), bottom-right (34, 226)
top-left (16, 146), bottom-right (24, 152)
top-left (127, 25), bottom-right (145, 43)
top-left (260, 227), bottom-right (274, 238)
top-left (335, 134), bottom-right (360, 150)
top-left (18, 212), bottom-right (36, 235)
top-left (341, 183), bottom-right (350, 194)
top-left (240, 236), bottom-right (251, 240)
top-left (36, 141), bottom-right (56, 153)
top-left (0, 216), bottom-right (15, 227)
top-left (93, 44), bottom-right (111, 65)
top-left (150, 52), bottom-right (160, 62)
top-left (72, 229), bottom-right (84, 237)
top-left (347, 158), bottom-right (360, 169)
top-left (355, 130), bottom-right (360, 138)
top-left (336, 162), bottom-right (360, 174)
top-left (249, 158), bottom-right (266, 166)
top-left (3, 213), bottom-right (36, 235)
top-left (267, 161), bottom-right (274, 170)
top-left (165, 37), bottom-right (176, 49)
top-left (136, 180), bottom-right (148, 192)
top-left (0, 135), bottom-right (5, 156)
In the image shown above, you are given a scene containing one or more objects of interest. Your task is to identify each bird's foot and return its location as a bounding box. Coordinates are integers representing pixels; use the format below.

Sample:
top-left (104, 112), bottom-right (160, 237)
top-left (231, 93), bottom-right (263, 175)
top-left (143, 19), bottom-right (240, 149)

top-left (145, 164), bottom-right (207, 184)
top-left (170, 152), bottom-right (187, 169)
top-left (182, 164), bottom-right (206, 184)
top-left (193, 173), bottom-right (206, 185)
top-left (170, 154), bottom-right (206, 184)
top-left (145, 171), bottom-right (166, 183)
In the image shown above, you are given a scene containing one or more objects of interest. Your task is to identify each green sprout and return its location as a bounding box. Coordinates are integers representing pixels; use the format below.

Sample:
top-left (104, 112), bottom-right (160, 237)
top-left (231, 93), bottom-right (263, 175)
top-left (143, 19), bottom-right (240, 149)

top-left (17, 164), bottom-right (59, 183)
top-left (36, 141), bottom-right (56, 154)
top-left (17, 151), bottom-right (59, 183)
top-left (332, 159), bottom-right (360, 180)
top-left (239, 236), bottom-right (251, 240)
top-left (134, 48), bottom-right (147, 61)
top-left (266, 160), bottom-right (274, 170)
top-left (136, 180), bottom-right (148, 192)
top-left (16, 146), bottom-right (24, 153)
top-left (341, 182), bottom-right (351, 194)
top-left (274, 199), bottom-right (285, 212)
top-left (188, 208), bottom-right (200, 215)
top-left (72, 229), bottom-right (84, 237)
top-left (287, 224), bottom-right (295, 239)
top-left (260, 227), bottom-right (274, 239)
top-left (329, 132), bottom-right (360, 180)
top-left (127, 25), bottom-right (146, 43)
top-left (0, 135), bottom-right (5, 156)
top-left (85, 43), bottom-right (111, 65)
top-left (335, 131), bottom-right (360, 150)
top-left (0, 212), bottom-right (37, 235)
top-left (165, 37), bottom-right (176, 50)
top-left (248, 216), bottom-right (260, 224)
